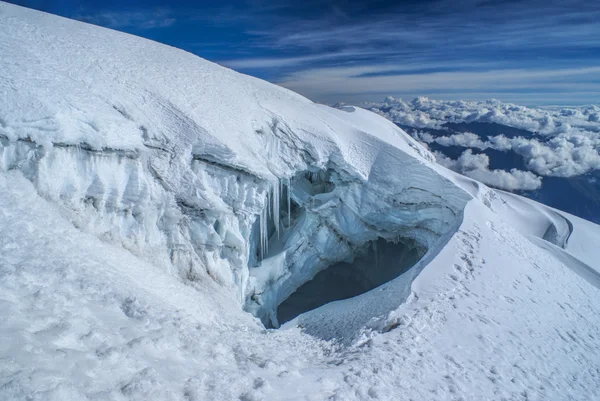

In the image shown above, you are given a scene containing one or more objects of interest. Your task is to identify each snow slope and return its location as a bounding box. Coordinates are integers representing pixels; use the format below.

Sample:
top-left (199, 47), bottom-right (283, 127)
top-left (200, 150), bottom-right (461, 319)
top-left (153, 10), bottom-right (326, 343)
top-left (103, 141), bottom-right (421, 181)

top-left (1, 3), bottom-right (600, 400)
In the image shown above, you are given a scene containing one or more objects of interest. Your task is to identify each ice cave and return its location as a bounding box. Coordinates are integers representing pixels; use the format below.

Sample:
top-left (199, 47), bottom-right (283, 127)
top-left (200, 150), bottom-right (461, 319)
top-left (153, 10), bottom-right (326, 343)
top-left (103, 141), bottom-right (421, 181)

top-left (0, 128), bottom-right (467, 333)
top-left (243, 165), bottom-right (466, 329)
top-left (276, 237), bottom-right (426, 325)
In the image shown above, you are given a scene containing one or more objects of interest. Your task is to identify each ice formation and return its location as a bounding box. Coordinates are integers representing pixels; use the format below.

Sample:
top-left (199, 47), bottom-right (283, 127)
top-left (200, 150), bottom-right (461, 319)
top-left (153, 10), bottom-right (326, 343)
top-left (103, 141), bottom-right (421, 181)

top-left (0, 2), bottom-right (478, 330)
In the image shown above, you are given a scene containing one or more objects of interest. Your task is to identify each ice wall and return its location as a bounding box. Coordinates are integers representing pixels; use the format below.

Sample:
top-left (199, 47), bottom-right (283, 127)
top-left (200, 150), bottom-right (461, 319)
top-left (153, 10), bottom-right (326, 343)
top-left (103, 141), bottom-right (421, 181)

top-left (0, 135), bottom-right (267, 299)
top-left (1, 129), bottom-right (470, 327)
top-left (0, 4), bottom-right (473, 326)
top-left (243, 159), bottom-right (470, 327)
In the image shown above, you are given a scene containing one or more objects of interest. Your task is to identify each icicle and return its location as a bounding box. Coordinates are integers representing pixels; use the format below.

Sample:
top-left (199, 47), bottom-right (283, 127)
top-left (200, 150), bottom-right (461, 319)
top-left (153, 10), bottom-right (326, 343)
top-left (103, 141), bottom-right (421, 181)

top-left (259, 180), bottom-right (282, 261)
top-left (259, 207), bottom-right (265, 261)
top-left (259, 212), bottom-right (263, 261)
top-left (272, 179), bottom-right (280, 239)
top-left (259, 186), bottom-right (271, 261)
top-left (287, 177), bottom-right (291, 227)
top-left (264, 206), bottom-right (268, 256)
top-left (259, 205), bottom-right (268, 259)
top-left (266, 190), bottom-right (270, 218)
top-left (265, 207), bottom-right (269, 256)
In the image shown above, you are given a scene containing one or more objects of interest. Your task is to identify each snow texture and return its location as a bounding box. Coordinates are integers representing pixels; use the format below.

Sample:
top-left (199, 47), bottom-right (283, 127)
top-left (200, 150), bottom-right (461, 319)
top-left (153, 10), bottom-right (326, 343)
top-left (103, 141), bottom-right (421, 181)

top-left (1, 3), bottom-right (600, 401)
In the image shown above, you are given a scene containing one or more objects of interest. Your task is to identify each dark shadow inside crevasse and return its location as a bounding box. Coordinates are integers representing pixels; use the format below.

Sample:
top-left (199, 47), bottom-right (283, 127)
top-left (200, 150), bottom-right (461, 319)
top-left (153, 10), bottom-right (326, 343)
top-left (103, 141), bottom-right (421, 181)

top-left (277, 237), bottom-right (426, 325)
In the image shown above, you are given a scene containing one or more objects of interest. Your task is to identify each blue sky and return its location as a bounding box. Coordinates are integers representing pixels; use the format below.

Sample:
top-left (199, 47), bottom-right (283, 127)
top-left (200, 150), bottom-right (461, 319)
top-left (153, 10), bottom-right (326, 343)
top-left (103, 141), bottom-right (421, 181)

top-left (7, 0), bottom-right (600, 105)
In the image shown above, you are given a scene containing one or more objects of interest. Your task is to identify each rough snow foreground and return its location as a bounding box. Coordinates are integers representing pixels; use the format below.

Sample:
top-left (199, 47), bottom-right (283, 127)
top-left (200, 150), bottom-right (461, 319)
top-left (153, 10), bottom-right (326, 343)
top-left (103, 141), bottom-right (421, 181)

top-left (1, 3), bottom-right (600, 401)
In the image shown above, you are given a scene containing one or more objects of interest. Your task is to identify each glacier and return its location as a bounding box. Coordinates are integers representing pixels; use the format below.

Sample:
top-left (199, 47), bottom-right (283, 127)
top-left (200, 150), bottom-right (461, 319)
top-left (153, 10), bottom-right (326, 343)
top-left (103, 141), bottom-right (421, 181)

top-left (0, 61), bottom-right (469, 330)
top-left (1, 3), bottom-right (600, 401)
top-left (0, 1), bottom-right (471, 331)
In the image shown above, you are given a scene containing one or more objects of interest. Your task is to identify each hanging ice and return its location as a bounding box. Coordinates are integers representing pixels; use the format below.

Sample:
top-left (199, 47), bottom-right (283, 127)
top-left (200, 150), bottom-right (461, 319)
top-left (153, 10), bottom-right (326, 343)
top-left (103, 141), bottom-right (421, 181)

top-left (272, 179), bottom-right (280, 240)
top-left (257, 179), bottom-right (282, 261)
top-left (259, 205), bottom-right (268, 260)
top-left (287, 177), bottom-right (291, 227)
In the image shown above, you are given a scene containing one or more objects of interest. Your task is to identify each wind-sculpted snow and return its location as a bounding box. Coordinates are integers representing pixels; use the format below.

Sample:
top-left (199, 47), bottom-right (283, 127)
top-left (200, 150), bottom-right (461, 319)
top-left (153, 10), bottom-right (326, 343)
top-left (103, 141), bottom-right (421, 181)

top-left (2, 3), bottom-right (600, 401)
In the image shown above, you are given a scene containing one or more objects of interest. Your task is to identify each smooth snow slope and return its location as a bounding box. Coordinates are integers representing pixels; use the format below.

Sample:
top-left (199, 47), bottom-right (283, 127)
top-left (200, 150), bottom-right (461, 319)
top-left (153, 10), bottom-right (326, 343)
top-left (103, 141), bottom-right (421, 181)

top-left (1, 3), bottom-right (600, 400)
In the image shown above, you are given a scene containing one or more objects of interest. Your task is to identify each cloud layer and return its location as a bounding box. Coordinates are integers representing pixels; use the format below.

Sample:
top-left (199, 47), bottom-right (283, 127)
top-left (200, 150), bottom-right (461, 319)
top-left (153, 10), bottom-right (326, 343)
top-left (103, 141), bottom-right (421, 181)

top-left (368, 97), bottom-right (600, 179)
top-left (434, 150), bottom-right (543, 191)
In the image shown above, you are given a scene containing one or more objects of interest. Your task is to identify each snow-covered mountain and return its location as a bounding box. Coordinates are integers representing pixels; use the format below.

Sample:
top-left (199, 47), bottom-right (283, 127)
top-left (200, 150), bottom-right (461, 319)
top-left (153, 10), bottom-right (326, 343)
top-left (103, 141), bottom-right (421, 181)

top-left (1, 3), bottom-right (599, 400)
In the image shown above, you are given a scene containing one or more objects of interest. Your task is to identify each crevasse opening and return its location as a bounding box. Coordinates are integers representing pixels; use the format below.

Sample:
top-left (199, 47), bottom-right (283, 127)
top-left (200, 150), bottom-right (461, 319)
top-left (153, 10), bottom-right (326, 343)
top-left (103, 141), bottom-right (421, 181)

top-left (276, 237), bottom-right (426, 325)
top-left (242, 161), bottom-right (466, 331)
top-left (0, 133), bottom-right (467, 336)
top-left (248, 168), bottom-right (337, 267)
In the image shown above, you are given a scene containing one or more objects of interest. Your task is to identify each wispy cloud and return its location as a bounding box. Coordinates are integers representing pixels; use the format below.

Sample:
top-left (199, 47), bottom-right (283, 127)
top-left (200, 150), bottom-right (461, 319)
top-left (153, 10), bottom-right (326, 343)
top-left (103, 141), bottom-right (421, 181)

top-left (273, 65), bottom-right (600, 104)
top-left (253, 1), bottom-right (600, 52)
top-left (76, 9), bottom-right (176, 30)
top-left (63, 0), bottom-right (600, 104)
top-left (219, 49), bottom-right (403, 69)
top-left (214, 0), bottom-right (600, 104)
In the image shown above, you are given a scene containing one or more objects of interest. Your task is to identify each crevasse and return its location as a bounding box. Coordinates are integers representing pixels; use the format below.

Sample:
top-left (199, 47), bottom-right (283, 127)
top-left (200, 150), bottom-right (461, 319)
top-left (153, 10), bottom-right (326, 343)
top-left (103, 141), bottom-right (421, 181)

top-left (0, 127), bottom-right (471, 331)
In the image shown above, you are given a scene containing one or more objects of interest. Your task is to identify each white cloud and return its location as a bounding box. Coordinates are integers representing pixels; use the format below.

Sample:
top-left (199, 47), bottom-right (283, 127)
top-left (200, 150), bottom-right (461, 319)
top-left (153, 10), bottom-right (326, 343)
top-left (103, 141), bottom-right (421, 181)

top-left (466, 168), bottom-right (543, 192)
top-left (435, 150), bottom-right (543, 191)
top-left (434, 132), bottom-right (487, 148)
top-left (369, 96), bottom-right (600, 135)
top-left (511, 135), bottom-right (600, 177)
top-left (427, 133), bottom-right (600, 177)
top-left (372, 98), bottom-right (600, 178)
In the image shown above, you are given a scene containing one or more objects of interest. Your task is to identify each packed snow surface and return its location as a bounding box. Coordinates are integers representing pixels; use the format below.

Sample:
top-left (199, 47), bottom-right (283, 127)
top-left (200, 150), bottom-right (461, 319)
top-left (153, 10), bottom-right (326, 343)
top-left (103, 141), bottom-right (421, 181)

top-left (1, 3), bottom-right (600, 400)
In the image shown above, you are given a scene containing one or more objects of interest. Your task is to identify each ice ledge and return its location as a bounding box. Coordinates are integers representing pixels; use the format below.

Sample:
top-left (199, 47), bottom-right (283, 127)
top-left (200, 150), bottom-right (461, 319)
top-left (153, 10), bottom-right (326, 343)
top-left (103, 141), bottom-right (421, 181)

top-left (1, 125), bottom-right (472, 330)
